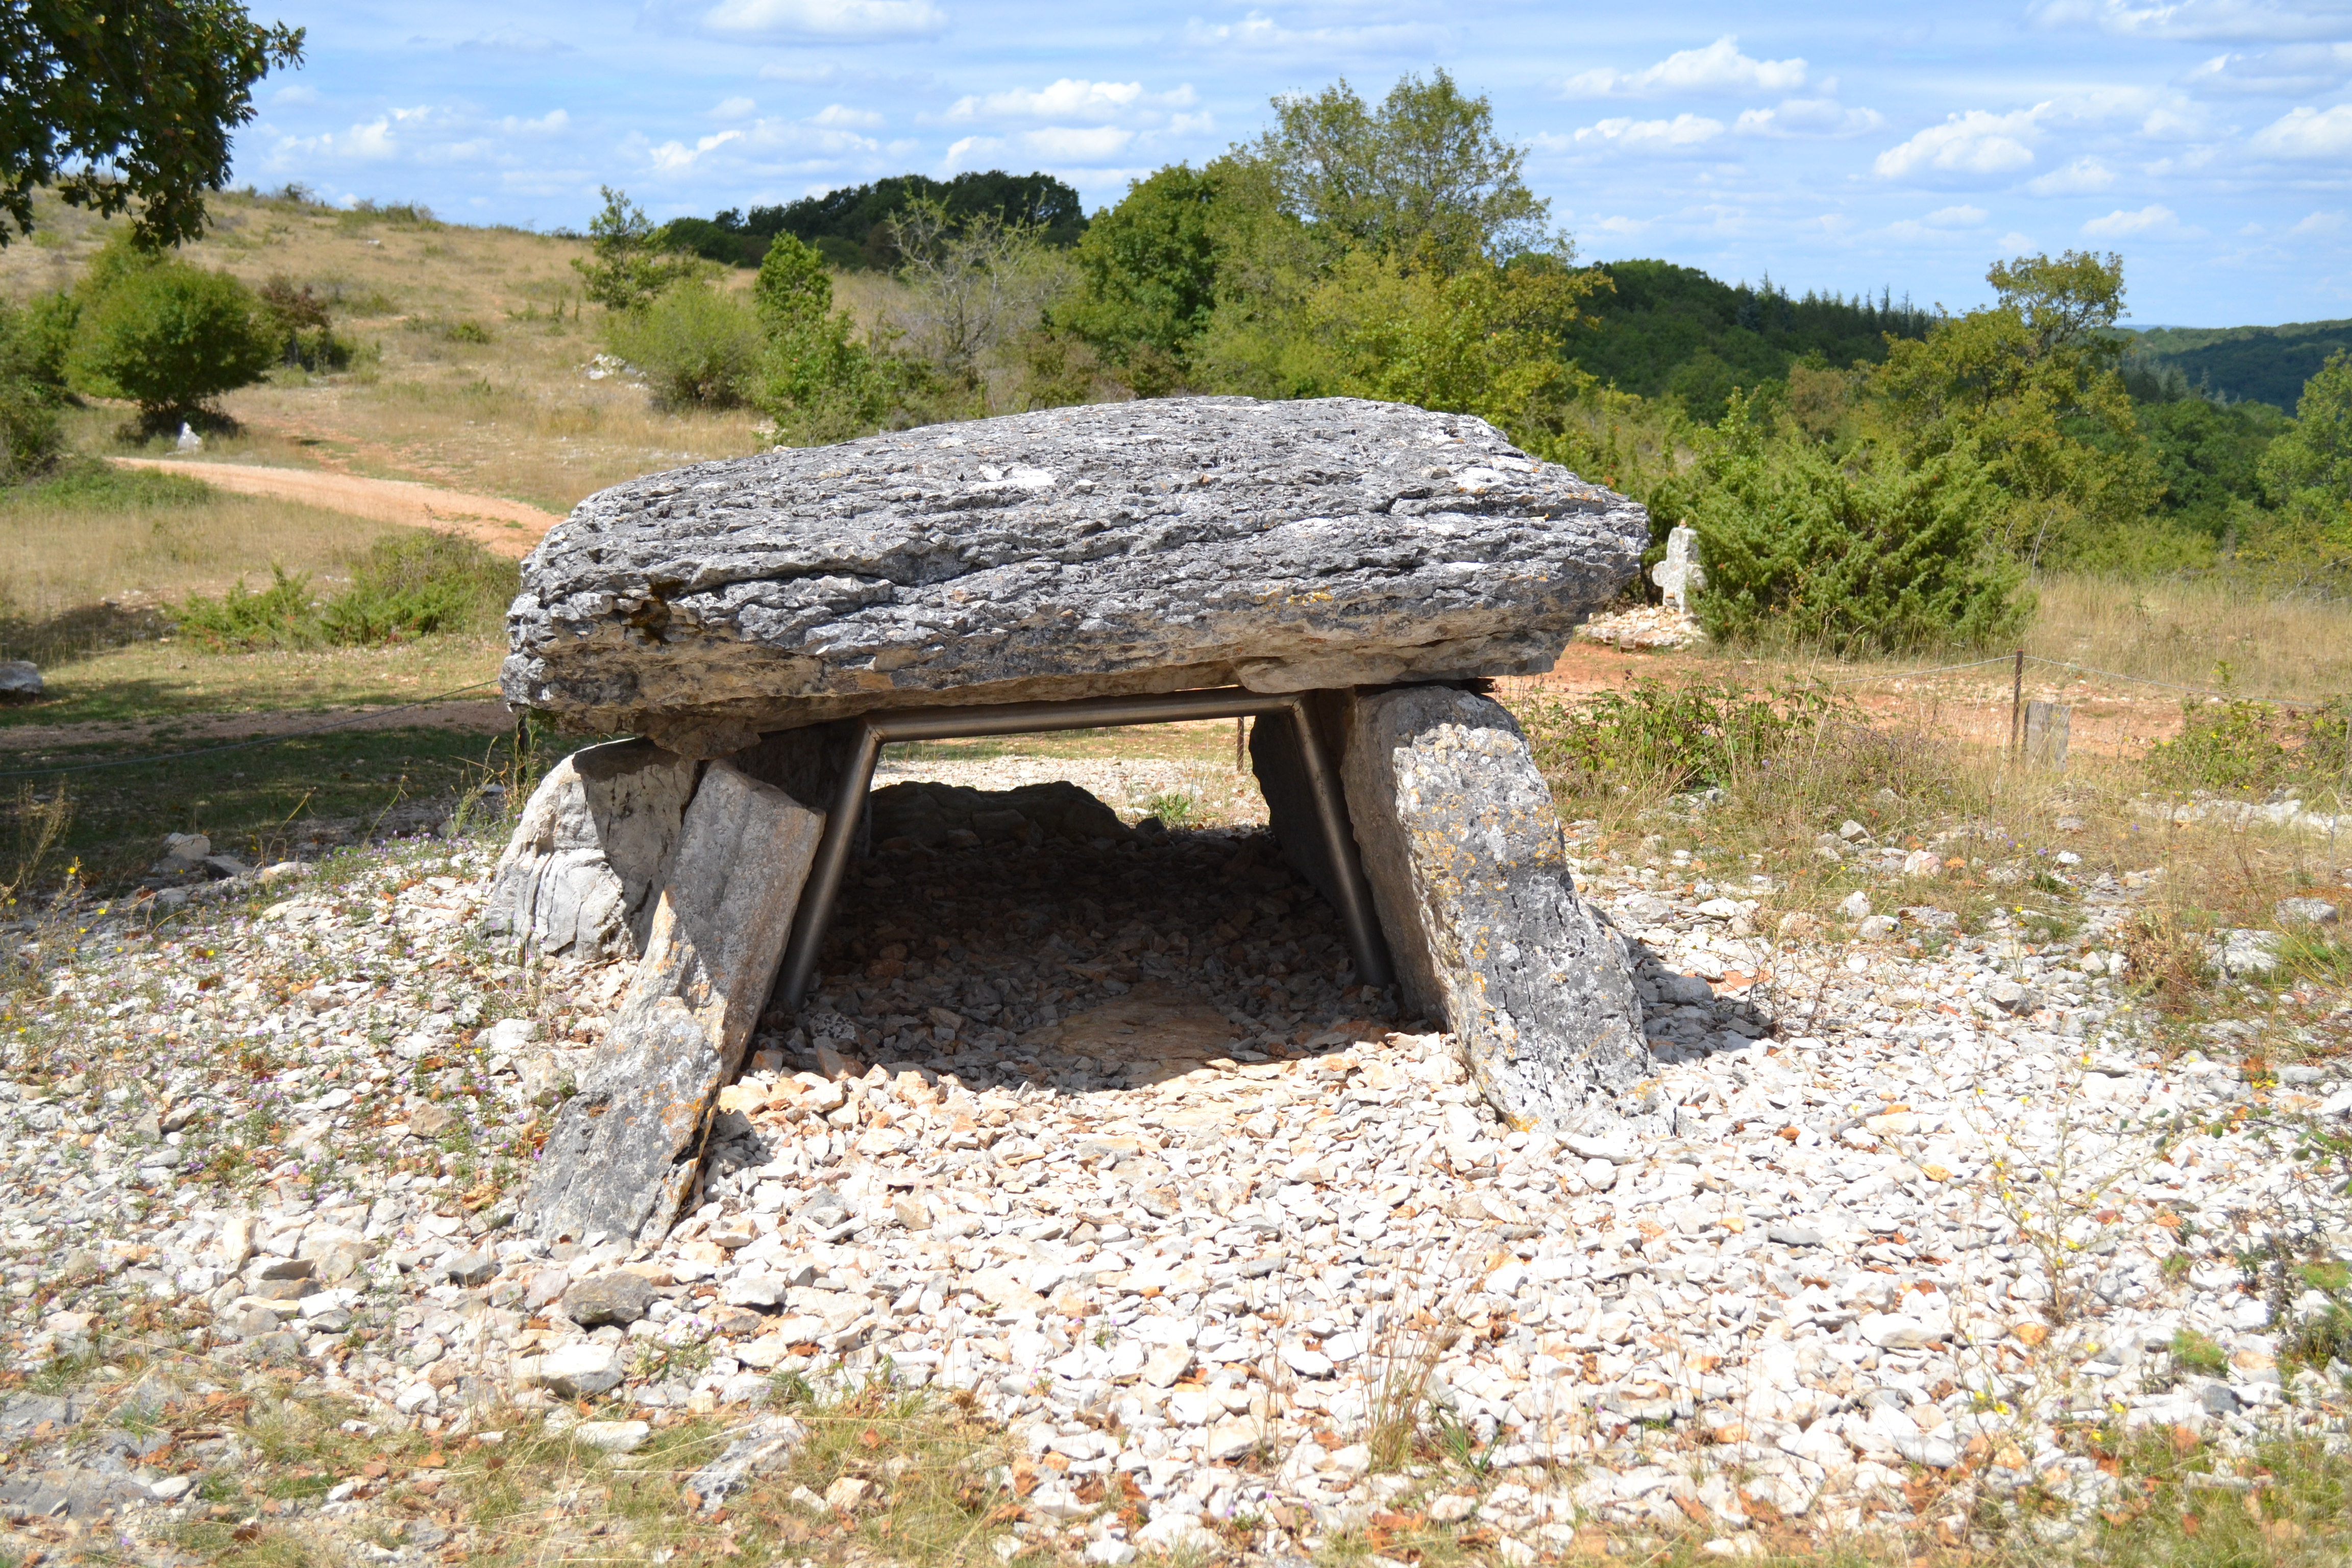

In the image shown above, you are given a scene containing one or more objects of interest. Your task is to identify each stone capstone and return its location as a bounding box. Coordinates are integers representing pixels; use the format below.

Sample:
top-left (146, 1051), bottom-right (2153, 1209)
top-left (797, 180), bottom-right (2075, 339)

top-left (1338, 685), bottom-right (1650, 1133)
top-left (481, 739), bottom-right (700, 962)
top-left (500, 396), bottom-right (1648, 755)
top-left (520, 757), bottom-right (825, 1243)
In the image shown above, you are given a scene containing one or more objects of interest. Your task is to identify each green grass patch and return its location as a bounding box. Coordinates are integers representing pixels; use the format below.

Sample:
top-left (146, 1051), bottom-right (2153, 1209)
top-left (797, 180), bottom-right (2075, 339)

top-left (177, 532), bottom-right (518, 652)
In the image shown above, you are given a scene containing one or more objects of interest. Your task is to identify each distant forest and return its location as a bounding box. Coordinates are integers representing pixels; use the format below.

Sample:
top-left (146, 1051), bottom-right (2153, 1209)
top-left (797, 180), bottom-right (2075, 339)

top-left (2122, 318), bottom-right (2352, 410)
top-left (1566, 260), bottom-right (1935, 421)
top-left (662, 171), bottom-right (1088, 272)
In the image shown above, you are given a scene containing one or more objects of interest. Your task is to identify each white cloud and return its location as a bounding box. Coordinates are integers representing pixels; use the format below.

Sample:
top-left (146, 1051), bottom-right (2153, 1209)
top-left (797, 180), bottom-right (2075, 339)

top-left (499, 109), bottom-right (570, 136)
top-left (758, 62), bottom-right (840, 82)
top-left (712, 96), bottom-right (757, 119)
top-left (2082, 202), bottom-right (2179, 234)
top-left (1873, 106), bottom-right (2046, 177)
top-left (2181, 42), bottom-right (2352, 92)
top-left (942, 134), bottom-right (1003, 170)
top-left (809, 103), bottom-right (883, 127)
top-left (1180, 11), bottom-right (1438, 56)
top-left (1570, 114), bottom-right (1727, 152)
top-left (649, 129), bottom-right (744, 172)
top-left (1927, 203), bottom-right (1990, 225)
top-left (1589, 214), bottom-right (1651, 235)
top-left (702, 0), bottom-right (945, 39)
top-left (1734, 99), bottom-right (1885, 137)
top-left (453, 29), bottom-right (573, 53)
top-left (272, 84), bottom-right (319, 106)
top-left (947, 79), bottom-right (1197, 123)
top-left (1997, 230), bottom-right (2038, 251)
top-left (2292, 209), bottom-right (2347, 233)
top-left (1559, 36), bottom-right (1806, 97)
top-left (2031, 0), bottom-right (2347, 40)
top-left (2025, 155), bottom-right (2117, 193)
top-left (1020, 125), bottom-right (1134, 160)
top-left (2252, 103), bottom-right (2352, 155)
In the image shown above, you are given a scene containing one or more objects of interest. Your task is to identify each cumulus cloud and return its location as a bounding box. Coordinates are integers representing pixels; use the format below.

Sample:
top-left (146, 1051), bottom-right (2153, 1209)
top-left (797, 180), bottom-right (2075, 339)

top-left (500, 109), bottom-right (570, 136)
top-left (2292, 209), bottom-right (2347, 232)
top-left (2025, 156), bottom-right (2117, 193)
top-left (810, 103), bottom-right (883, 127)
top-left (1019, 126), bottom-right (1134, 159)
top-left (2082, 202), bottom-right (2180, 234)
top-left (2031, 0), bottom-right (2346, 40)
top-left (272, 84), bottom-right (319, 106)
top-left (1873, 107), bottom-right (2046, 177)
top-left (1570, 114), bottom-right (1727, 152)
top-left (452, 29), bottom-right (574, 53)
top-left (712, 96), bottom-right (758, 119)
top-left (1734, 99), bottom-right (1885, 137)
top-left (702, 0), bottom-right (945, 39)
top-left (2252, 103), bottom-right (2352, 155)
top-left (1558, 36), bottom-right (1806, 97)
top-left (1927, 204), bottom-right (1990, 225)
top-left (947, 79), bottom-right (1196, 122)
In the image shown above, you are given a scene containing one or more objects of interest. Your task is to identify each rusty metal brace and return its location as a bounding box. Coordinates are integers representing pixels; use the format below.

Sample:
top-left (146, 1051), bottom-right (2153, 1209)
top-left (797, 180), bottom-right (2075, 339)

top-left (773, 688), bottom-right (1391, 1011)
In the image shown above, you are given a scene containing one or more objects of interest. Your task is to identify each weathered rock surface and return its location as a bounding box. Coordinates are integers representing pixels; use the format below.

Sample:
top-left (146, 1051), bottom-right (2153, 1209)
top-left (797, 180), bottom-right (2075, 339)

top-left (501, 397), bottom-right (1648, 755)
top-left (521, 759), bottom-right (824, 1243)
top-left (563, 1271), bottom-right (655, 1327)
top-left (867, 778), bottom-right (1130, 850)
top-left (481, 740), bottom-right (699, 962)
top-left (1339, 685), bottom-right (1650, 1131)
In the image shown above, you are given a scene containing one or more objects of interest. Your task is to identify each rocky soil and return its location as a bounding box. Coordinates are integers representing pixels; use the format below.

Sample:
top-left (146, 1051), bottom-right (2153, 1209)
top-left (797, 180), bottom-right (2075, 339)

top-left (3, 787), bottom-right (2349, 1565)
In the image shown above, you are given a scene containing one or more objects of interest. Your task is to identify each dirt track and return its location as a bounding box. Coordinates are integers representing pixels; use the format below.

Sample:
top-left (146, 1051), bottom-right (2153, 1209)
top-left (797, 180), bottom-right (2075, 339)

top-left (109, 457), bottom-right (564, 558)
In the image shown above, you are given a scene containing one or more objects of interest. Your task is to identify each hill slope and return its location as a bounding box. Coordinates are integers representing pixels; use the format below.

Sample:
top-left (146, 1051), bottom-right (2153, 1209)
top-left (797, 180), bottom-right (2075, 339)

top-left (2124, 318), bottom-right (2352, 409)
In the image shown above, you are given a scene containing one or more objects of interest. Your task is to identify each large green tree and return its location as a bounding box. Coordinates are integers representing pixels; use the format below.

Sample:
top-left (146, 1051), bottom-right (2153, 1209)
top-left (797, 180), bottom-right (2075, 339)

top-left (1, 0), bottom-right (304, 247)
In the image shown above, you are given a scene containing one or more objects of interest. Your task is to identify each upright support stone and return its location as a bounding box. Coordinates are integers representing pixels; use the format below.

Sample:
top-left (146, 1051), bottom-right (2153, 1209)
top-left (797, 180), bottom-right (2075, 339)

top-left (1340, 685), bottom-right (1650, 1132)
top-left (1247, 697), bottom-right (1349, 914)
top-left (482, 740), bottom-right (700, 963)
top-left (521, 759), bottom-right (823, 1243)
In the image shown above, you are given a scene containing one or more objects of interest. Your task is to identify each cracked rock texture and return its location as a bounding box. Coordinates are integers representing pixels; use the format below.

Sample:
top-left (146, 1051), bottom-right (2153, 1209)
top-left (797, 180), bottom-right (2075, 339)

top-left (501, 397), bottom-right (1648, 755)
top-left (481, 740), bottom-right (699, 963)
top-left (1341, 686), bottom-right (1650, 1133)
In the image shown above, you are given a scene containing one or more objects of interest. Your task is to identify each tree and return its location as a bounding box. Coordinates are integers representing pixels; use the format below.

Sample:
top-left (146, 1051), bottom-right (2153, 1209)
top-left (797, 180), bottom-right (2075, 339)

top-left (606, 282), bottom-right (763, 409)
top-left (749, 234), bottom-right (896, 444)
top-left (1252, 69), bottom-right (1549, 266)
top-left (1056, 164), bottom-right (1228, 395)
top-left (2260, 349), bottom-right (2352, 501)
top-left (68, 249), bottom-right (275, 427)
top-left (573, 187), bottom-right (702, 312)
top-left (885, 199), bottom-right (1065, 390)
top-left (0, 299), bottom-right (64, 479)
top-left (1872, 251), bottom-right (2158, 566)
top-left (1, 1), bottom-right (304, 248)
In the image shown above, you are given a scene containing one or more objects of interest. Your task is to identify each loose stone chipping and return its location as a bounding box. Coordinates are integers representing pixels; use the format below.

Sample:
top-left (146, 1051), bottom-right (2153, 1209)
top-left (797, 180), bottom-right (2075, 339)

top-left (499, 396), bottom-right (1648, 755)
top-left (481, 739), bottom-right (699, 962)
top-left (1339, 686), bottom-right (1651, 1132)
top-left (521, 761), bottom-right (823, 1244)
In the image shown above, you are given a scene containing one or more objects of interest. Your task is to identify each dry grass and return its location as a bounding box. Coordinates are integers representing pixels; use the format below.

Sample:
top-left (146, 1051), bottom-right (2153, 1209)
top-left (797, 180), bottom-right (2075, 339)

top-left (2025, 574), bottom-right (2352, 703)
top-left (0, 477), bottom-right (406, 630)
top-left (3, 190), bottom-right (767, 512)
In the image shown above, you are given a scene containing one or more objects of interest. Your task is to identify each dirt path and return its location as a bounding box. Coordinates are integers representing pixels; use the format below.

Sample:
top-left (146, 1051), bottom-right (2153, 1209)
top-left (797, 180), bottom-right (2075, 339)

top-left (109, 457), bottom-right (564, 558)
top-left (0, 699), bottom-right (515, 754)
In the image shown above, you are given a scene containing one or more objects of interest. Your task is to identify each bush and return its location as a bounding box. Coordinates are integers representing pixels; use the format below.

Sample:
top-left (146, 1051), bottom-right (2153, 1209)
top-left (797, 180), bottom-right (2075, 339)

top-left (751, 234), bottom-right (899, 443)
top-left (606, 282), bottom-right (763, 408)
top-left (176, 531), bottom-right (518, 650)
top-left (255, 275), bottom-right (352, 372)
top-left (0, 297), bottom-right (69, 481)
top-left (3, 458), bottom-right (211, 509)
top-left (2146, 696), bottom-right (2352, 797)
top-left (69, 250), bottom-right (276, 426)
top-left (1525, 677), bottom-right (1859, 797)
top-left (1687, 395), bottom-right (2032, 654)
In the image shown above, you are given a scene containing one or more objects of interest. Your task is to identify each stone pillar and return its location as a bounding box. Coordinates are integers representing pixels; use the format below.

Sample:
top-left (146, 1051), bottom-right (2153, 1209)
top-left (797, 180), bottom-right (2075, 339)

top-left (1339, 685), bottom-right (1649, 1132)
top-left (1246, 697), bottom-right (1351, 914)
top-left (521, 757), bottom-right (825, 1244)
top-left (482, 740), bottom-right (700, 963)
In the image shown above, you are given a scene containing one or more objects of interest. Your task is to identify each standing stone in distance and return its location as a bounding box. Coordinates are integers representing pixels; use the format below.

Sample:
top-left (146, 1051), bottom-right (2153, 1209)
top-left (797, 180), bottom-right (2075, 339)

top-left (0, 660), bottom-right (41, 704)
top-left (482, 740), bottom-right (700, 962)
top-left (521, 758), bottom-right (824, 1244)
top-left (500, 396), bottom-right (1649, 756)
top-left (1340, 685), bottom-right (1650, 1132)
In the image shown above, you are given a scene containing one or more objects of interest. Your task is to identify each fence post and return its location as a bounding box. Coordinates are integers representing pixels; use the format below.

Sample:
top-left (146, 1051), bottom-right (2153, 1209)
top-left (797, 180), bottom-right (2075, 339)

top-left (2008, 650), bottom-right (2025, 760)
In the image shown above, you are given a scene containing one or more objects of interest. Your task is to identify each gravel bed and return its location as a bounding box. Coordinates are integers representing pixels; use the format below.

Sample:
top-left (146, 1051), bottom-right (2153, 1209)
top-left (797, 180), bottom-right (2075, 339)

top-left (3, 794), bottom-right (2348, 1563)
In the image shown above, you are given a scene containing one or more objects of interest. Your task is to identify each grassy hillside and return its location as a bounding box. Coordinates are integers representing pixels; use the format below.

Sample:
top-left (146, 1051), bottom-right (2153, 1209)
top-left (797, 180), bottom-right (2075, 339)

top-left (2124, 317), bottom-right (2352, 409)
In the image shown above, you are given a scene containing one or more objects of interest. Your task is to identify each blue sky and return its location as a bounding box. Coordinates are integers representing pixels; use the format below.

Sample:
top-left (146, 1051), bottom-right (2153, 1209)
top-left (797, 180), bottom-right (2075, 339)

top-left (239, 1), bottom-right (2352, 326)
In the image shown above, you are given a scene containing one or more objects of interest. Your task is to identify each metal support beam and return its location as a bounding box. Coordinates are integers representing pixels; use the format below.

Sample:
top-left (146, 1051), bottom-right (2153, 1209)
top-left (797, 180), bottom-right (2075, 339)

top-left (772, 688), bottom-right (1392, 1011)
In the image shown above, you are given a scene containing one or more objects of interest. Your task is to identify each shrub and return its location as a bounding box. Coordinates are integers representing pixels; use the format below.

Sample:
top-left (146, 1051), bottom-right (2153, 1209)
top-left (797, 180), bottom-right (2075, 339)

top-left (751, 234), bottom-right (899, 443)
top-left (1688, 395), bottom-right (2032, 654)
top-left (4, 458), bottom-right (211, 509)
top-left (176, 531), bottom-right (518, 650)
top-left (1525, 678), bottom-right (1859, 798)
top-left (255, 275), bottom-right (352, 371)
top-left (606, 282), bottom-right (763, 408)
top-left (69, 251), bottom-right (276, 426)
top-left (0, 297), bottom-right (68, 481)
top-left (2146, 696), bottom-right (2352, 797)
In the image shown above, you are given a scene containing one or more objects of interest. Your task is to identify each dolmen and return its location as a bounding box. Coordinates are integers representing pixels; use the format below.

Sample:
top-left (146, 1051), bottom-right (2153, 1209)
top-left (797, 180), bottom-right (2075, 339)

top-left (488, 395), bottom-right (1658, 1244)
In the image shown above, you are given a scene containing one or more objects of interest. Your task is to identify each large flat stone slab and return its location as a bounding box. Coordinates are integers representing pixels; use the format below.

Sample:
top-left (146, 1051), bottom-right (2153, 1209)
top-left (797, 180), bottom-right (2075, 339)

top-left (521, 760), bottom-right (823, 1243)
top-left (502, 397), bottom-right (1647, 755)
top-left (1339, 685), bottom-right (1650, 1133)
